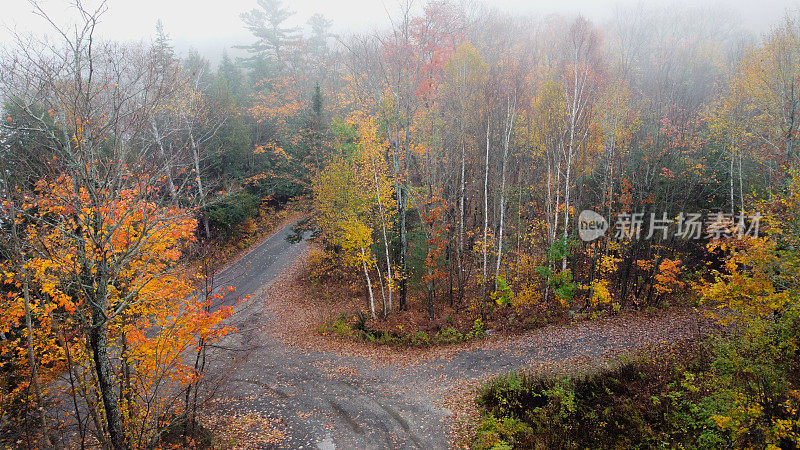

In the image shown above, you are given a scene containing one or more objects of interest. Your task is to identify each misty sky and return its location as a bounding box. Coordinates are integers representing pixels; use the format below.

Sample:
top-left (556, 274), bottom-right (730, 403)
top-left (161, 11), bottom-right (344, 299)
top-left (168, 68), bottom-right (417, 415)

top-left (2, 0), bottom-right (798, 59)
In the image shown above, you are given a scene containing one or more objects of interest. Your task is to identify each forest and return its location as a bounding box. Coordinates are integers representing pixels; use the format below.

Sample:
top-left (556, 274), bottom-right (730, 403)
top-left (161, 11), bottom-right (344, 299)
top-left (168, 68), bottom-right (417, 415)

top-left (1, 0), bottom-right (800, 448)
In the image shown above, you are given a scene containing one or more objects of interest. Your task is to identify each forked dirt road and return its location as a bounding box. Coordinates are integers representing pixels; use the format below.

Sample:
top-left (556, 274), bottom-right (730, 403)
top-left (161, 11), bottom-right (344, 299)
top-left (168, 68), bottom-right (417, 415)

top-left (203, 221), bottom-right (707, 449)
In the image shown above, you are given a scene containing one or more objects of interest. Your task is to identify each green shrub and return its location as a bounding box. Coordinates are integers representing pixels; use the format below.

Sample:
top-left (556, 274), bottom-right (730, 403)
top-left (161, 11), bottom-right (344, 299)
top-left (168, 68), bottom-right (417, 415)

top-left (474, 355), bottom-right (719, 448)
top-left (696, 312), bottom-right (800, 448)
top-left (410, 331), bottom-right (430, 346)
top-left (323, 315), bottom-right (487, 348)
top-left (491, 276), bottom-right (515, 306)
top-left (474, 415), bottom-right (532, 450)
top-left (329, 314), bottom-right (353, 338)
top-left (477, 372), bottom-right (552, 423)
top-left (468, 317), bottom-right (486, 339)
top-left (533, 237), bottom-right (578, 306)
top-left (435, 327), bottom-right (464, 343)
top-left (204, 191), bottom-right (260, 236)
top-left (373, 332), bottom-right (397, 345)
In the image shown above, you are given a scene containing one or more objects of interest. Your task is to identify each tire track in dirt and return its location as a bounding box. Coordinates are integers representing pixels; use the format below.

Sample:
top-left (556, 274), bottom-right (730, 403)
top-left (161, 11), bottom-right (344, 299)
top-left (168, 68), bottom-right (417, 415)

top-left (202, 220), bottom-right (709, 449)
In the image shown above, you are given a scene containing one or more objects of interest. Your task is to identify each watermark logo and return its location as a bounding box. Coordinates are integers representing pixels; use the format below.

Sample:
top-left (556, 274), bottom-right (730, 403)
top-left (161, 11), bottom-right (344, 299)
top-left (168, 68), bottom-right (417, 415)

top-left (578, 211), bottom-right (761, 242)
top-left (578, 210), bottom-right (608, 242)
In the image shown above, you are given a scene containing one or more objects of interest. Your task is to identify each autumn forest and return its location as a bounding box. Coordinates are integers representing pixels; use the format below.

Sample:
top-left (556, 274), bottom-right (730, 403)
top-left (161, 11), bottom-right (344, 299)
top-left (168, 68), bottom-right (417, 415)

top-left (2, 0), bottom-right (800, 448)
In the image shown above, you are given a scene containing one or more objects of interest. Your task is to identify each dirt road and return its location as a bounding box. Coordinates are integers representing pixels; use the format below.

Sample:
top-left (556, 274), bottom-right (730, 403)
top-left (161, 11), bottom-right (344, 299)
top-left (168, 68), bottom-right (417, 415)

top-left (203, 221), bottom-right (705, 449)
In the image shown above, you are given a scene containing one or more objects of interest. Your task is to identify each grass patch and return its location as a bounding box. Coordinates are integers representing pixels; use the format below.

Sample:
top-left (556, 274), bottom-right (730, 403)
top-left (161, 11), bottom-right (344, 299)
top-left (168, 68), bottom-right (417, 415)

top-left (317, 313), bottom-right (486, 347)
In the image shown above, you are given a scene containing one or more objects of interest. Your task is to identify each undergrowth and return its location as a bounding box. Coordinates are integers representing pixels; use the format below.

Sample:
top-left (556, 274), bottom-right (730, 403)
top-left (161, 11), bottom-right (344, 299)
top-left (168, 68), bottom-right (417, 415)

top-left (317, 313), bottom-right (486, 347)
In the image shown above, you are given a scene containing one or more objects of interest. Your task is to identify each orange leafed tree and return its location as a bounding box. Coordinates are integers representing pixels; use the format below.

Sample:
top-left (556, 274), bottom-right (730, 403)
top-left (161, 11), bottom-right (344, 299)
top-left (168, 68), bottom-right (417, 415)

top-left (1, 175), bottom-right (233, 447)
top-left (0, 2), bottom-right (236, 446)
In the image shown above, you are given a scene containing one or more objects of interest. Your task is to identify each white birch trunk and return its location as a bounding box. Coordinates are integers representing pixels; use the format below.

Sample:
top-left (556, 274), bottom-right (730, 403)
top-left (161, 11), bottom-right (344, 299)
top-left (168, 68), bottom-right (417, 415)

top-left (374, 170), bottom-right (393, 313)
top-left (151, 121), bottom-right (179, 206)
top-left (482, 115), bottom-right (491, 295)
top-left (495, 95), bottom-right (516, 286)
top-left (188, 128), bottom-right (211, 239)
top-left (361, 247), bottom-right (376, 319)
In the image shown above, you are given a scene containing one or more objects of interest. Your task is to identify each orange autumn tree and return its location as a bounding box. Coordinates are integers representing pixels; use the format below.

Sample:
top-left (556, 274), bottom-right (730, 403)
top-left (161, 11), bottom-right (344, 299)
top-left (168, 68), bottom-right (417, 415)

top-left (4, 175), bottom-right (233, 448)
top-left (0, 3), bottom-right (240, 445)
top-left (0, 238), bottom-right (64, 445)
top-left (0, 2), bottom-right (240, 446)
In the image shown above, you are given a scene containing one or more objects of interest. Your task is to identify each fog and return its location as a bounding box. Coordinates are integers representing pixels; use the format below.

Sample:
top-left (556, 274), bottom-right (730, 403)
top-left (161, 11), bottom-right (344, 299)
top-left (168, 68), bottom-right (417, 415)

top-left (6, 0), bottom-right (800, 447)
top-left (2, 0), bottom-right (798, 60)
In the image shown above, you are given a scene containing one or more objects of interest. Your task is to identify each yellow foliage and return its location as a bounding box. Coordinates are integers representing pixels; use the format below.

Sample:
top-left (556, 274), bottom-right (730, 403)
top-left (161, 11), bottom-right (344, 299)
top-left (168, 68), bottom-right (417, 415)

top-left (312, 113), bottom-right (395, 272)
top-left (589, 279), bottom-right (611, 307)
top-left (700, 237), bottom-right (793, 325)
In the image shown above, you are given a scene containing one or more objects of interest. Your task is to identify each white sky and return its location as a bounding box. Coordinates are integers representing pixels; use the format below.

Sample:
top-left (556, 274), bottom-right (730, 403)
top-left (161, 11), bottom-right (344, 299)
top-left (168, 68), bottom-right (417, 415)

top-left (1, 0), bottom-right (798, 60)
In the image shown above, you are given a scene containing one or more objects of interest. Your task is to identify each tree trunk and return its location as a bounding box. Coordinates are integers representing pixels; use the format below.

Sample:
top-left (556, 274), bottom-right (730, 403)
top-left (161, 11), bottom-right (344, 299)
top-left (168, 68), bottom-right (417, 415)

top-left (482, 115), bottom-right (491, 300)
top-left (361, 247), bottom-right (376, 319)
top-left (374, 171), bottom-right (392, 313)
top-left (546, 144), bottom-right (563, 303)
top-left (458, 141), bottom-right (466, 303)
top-left (730, 154), bottom-right (735, 216)
top-left (563, 82), bottom-right (578, 272)
top-left (12, 222), bottom-right (55, 447)
top-left (562, 146), bottom-right (572, 272)
top-left (58, 329), bottom-right (88, 449)
top-left (398, 184), bottom-right (407, 310)
top-left (553, 144), bottom-right (562, 245)
top-left (375, 259), bottom-right (387, 316)
top-left (495, 96), bottom-right (515, 287)
top-left (189, 129), bottom-right (211, 240)
top-left (22, 271), bottom-right (48, 439)
top-left (448, 242), bottom-right (454, 307)
top-left (89, 314), bottom-right (126, 450)
top-left (546, 159), bottom-right (553, 240)
top-left (738, 152), bottom-right (744, 215)
top-left (427, 278), bottom-right (435, 321)
top-left (151, 121), bottom-right (178, 206)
